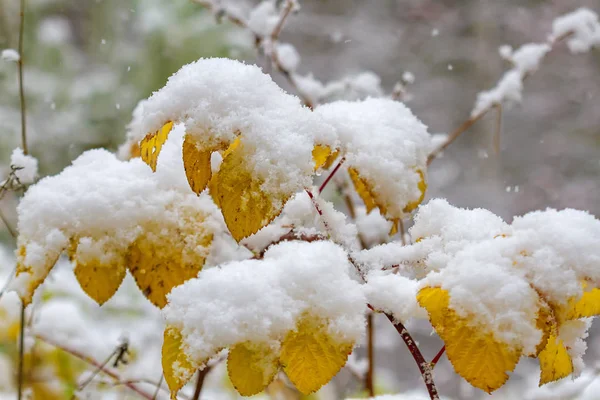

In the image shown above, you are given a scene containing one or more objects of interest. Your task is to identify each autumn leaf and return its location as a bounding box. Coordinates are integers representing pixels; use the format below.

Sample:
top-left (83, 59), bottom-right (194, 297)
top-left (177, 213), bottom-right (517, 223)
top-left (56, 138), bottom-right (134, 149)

top-left (182, 135), bottom-right (213, 195)
top-left (73, 259), bottom-right (127, 306)
top-left (140, 121), bottom-right (173, 171)
top-left (558, 284), bottom-right (600, 322)
top-left (209, 138), bottom-right (288, 241)
top-left (162, 326), bottom-right (196, 396)
top-left (348, 168), bottom-right (379, 214)
top-left (417, 286), bottom-right (522, 393)
top-left (228, 341), bottom-right (279, 396)
top-left (403, 169), bottom-right (427, 213)
top-left (538, 334), bottom-right (573, 385)
top-left (280, 315), bottom-right (353, 394)
top-left (313, 145), bottom-right (339, 171)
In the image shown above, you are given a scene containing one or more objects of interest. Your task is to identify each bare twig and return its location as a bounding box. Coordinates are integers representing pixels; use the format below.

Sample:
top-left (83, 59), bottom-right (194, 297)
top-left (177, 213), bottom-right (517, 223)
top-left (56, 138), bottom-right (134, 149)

top-left (17, 302), bottom-right (25, 400)
top-left (191, 368), bottom-right (209, 400)
top-left (18, 0), bottom-right (28, 155)
top-left (493, 103), bottom-right (502, 154)
top-left (318, 157), bottom-right (345, 193)
top-left (365, 313), bottom-right (375, 396)
top-left (427, 109), bottom-right (488, 165)
top-left (151, 375), bottom-right (163, 400)
top-left (73, 341), bottom-right (129, 398)
top-left (270, 0), bottom-right (295, 42)
top-left (430, 346), bottom-right (446, 369)
top-left (35, 334), bottom-right (155, 399)
top-left (385, 314), bottom-right (439, 400)
top-left (0, 209), bottom-right (16, 238)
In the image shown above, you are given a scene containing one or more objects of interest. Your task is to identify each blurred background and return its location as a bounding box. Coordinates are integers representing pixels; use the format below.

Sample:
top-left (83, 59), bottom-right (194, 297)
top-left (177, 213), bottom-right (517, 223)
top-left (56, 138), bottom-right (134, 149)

top-left (0, 0), bottom-right (599, 399)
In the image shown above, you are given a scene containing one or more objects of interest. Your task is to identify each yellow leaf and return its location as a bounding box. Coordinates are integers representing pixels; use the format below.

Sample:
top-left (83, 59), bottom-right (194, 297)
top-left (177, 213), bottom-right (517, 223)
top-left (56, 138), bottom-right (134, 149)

top-left (140, 121), bottom-right (173, 172)
top-left (182, 135), bottom-right (213, 195)
top-left (403, 169), bottom-right (427, 213)
top-left (538, 334), bottom-right (573, 385)
top-left (209, 139), bottom-right (287, 242)
top-left (313, 145), bottom-right (339, 171)
top-left (348, 168), bottom-right (380, 214)
top-left (417, 287), bottom-right (521, 393)
top-left (127, 231), bottom-right (212, 308)
top-left (73, 259), bottom-right (126, 306)
top-left (15, 246), bottom-right (61, 306)
top-left (162, 326), bottom-right (196, 397)
top-left (533, 301), bottom-right (554, 357)
top-left (558, 285), bottom-right (600, 322)
top-left (280, 315), bottom-right (353, 394)
top-left (228, 341), bottom-right (279, 396)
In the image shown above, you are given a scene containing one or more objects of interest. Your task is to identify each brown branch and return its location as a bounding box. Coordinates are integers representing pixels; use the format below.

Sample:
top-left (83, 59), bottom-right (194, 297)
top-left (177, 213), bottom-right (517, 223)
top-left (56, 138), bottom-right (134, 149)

top-left (18, 0), bottom-right (28, 155)
top-left (365, 313), bottom-right (375, 396)
top-left (191, 368), bottom-right (209, 400)
top-left (493, 103), bottom-right (502, 155)
top-left (385, 314), bottom-right (439, 400)
top-left (427, 109), bottom-right (488, 165)
top-left (35, 334), bottom-right (155, 400)
top-left (256, 231), bottom-right (326, 259)
top-left (270, 0), bottom-right (295, 42)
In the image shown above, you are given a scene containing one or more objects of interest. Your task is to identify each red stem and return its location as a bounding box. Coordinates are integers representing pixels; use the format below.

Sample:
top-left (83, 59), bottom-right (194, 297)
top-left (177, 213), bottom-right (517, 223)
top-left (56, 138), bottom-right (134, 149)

top-left (430, 346), bottom-right (446, 369)
top-left (318, 158), bottom-right (345, 193)
top-left (385, 314), bottom-right (439, 400)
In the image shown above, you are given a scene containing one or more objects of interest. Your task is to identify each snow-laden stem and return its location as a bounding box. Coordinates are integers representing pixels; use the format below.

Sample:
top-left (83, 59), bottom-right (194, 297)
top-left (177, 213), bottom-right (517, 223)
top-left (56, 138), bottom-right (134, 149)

top-left (34, 334), bottom-right (155, 400)
top-left (385, 313), bottom-right (440, 400)
top-left (427, 29), bottom-right (574, 165)
top-left (18, 0), bottom-right (28, 155)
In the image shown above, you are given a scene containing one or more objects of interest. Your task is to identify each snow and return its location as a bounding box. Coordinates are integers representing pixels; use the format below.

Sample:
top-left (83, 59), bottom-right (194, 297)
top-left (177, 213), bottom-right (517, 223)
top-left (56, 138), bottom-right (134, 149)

top-left (247, 1), bottom-right (280, 36)
top-left (355, 206), bottom-right (392, 247)
top-left (359, 198), bottom-right (600, 361)
top-left (364, 271), bottom-right (426, 323)
top-left (242, 191), bottom-right (359, 253)
top-left (131, 58), bottom-right (337, 197)
top-left (550, 8), bottom-right (600, 53)
top-left (276, 42), bottom-right (300, 71)
top-left (1, 49), bottom-right (19, 62)
top-left (10, 125), bottom-right (238, 300)
top-left (402, 71), bottom-right (415, 84)
top-left (163, 240), bottom-right (366, 365)
top-left (315, 98), bottom-right (431, 219)
top-left (472, 70), bottom-right (523, 116)
top-left (10, 147), bottom-right (38, 184)
top-left (295, 71), bottom-right (384, 104)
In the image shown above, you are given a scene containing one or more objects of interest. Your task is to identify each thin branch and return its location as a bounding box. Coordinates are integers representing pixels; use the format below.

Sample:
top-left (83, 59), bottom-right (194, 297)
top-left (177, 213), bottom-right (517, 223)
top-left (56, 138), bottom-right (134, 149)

top-left (318, 157), bottom-right (345, 193)
top-left (0, 208), bottom-right (16, 238)
top-left (17, 302), bottom-right (25, 400)
top-left (365, 313), bottom-right (375, 396)
top-left (430, 346), bottom-right (446, 369)
top-left (152, 375), bottom-right (163, 400)
top-left (427, 109), bottom-right (488, 165)
top-left (191, 368), bottom-right (209, 400)
top-left (18, 0), bottom-right (28, 155)
top-left (35, 334), bottom-right (155, 400)
top-left (73, 345), bottom-right (121, 398)
top-left (385, 314), bottom-right (439, 400)
top-left (270, 0), bottom-right (295, 42)
top-left (427, 29), bottom-right (575, 165)
top-left (493, 103), bottom-right (502, 155)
